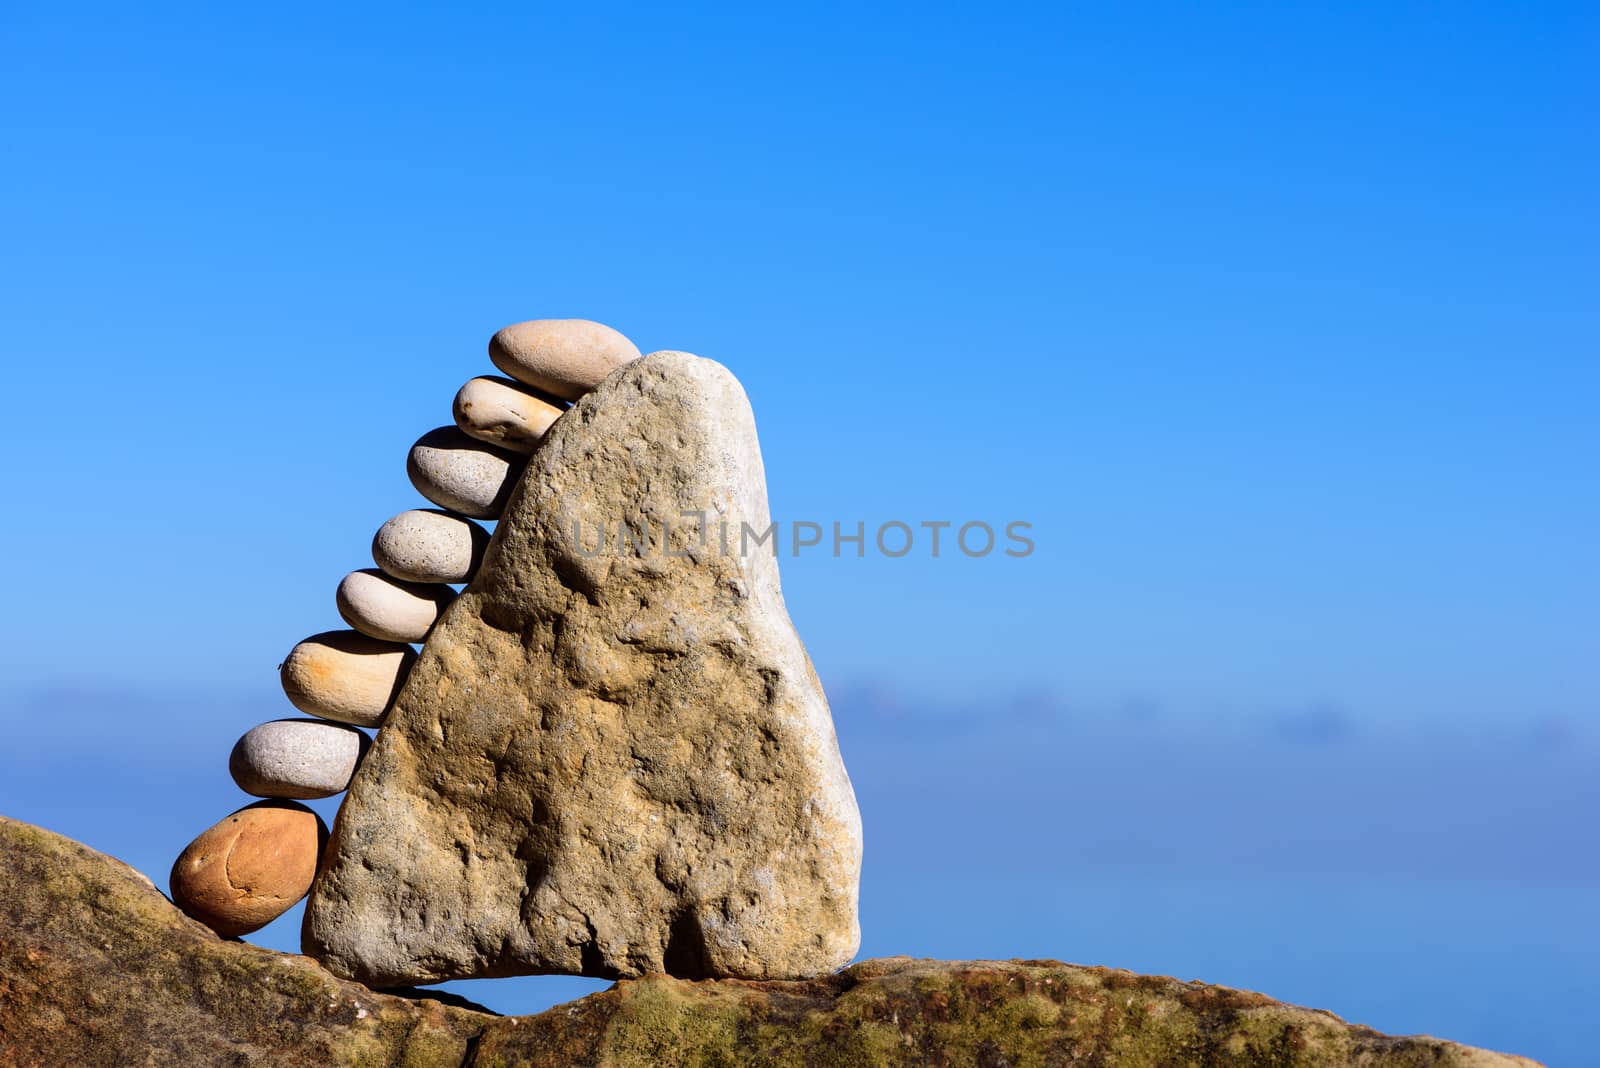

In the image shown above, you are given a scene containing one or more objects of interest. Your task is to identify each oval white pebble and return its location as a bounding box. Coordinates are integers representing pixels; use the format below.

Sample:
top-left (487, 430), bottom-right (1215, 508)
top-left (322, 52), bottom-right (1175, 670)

top-left (453, 376), bottom-right (566, 454)
top-left (406, 426), bottom-right (523, 519)
top-left (488, 318), bottom-right (641, 401)
top-left (372, 509), bottom-right (490, 584)
top-left (279, 630), bottom-right (416, 728)
top-left (229, 718), bottom-right (370, 800)
top-left (336, 568), bottom-right (456, 643)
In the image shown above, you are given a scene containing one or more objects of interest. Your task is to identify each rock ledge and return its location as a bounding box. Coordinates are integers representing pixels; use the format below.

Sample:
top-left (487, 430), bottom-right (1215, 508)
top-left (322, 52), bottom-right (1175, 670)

top-left (0, 817), bottom-right (1538, 1067)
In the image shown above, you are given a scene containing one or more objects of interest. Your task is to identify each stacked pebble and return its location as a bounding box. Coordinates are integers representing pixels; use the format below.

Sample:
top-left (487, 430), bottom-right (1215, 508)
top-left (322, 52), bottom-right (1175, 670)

top-left (169, 319), bottom-right (642, 937)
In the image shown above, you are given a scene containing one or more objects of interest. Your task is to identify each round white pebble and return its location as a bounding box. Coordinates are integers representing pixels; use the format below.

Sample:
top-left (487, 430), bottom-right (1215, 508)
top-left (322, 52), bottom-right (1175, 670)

top-left (229, 718), bottom-right (370, 799)
top-left (453, 376), bottom-right (565, 454)
top-left (336, 568), bottom-right (456, 643)
top-left (372, 509), bottom-right (490, 584)
top-left (406, 426), bottom-right (523, 520)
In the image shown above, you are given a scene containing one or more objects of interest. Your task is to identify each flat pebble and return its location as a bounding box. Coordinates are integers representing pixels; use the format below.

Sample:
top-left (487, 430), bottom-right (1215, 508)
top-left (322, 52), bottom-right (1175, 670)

top-left (169, 800), bottom-right (327, 937)
top-left (453, 375), bottom-right (565, 453)
top-left (488, 318), bottom-right (641, 401)
top-left (337, 568), bottom-right (455, 642)
top-left (406, 426), bottom-right (523, 519)
top-left (229, 718), bottom-right (370, 799)
top-left (372, 508), bottom-right (490, 584)
top-left (279, 630), bottom-right (415, 727)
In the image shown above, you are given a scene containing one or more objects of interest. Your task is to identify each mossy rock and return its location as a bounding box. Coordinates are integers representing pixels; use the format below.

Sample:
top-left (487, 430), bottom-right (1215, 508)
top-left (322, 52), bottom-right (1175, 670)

top-left (0, 816), bottom-right (1539, 1067)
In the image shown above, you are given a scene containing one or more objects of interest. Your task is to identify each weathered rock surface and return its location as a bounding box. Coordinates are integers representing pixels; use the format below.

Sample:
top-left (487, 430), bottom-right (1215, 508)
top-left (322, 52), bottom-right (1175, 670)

top-left (305, 352), bottom-right (863, 986)
top-left (0, 817), bottom-right (1540, 1067)
top-left (3, 815), bottom-right (485, 1067)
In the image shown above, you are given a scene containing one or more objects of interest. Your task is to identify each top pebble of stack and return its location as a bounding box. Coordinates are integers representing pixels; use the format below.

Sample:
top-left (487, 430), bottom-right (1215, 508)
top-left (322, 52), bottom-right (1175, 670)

top-left (488, 319), bottom-right (642, 401)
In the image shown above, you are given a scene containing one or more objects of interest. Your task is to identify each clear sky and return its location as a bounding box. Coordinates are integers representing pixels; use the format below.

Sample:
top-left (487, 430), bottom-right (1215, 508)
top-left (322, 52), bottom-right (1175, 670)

top-left (1, 4), bottom-right (1596, 1063)
top-left (2, 2), bottom-right (1595, 728)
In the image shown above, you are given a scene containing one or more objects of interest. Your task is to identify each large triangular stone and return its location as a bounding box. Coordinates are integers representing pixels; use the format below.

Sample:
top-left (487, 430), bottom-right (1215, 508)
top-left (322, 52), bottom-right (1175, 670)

top-left (303, 351), bottom-right (862, 986)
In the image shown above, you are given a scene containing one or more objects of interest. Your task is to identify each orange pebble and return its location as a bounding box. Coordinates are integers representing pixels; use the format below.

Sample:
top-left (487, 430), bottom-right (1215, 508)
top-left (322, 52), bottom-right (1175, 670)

top-left (169, 800), bottom-right (327, 937)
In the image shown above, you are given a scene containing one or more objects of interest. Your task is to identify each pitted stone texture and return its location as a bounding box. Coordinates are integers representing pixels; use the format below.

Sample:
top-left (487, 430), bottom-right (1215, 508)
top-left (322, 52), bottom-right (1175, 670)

top-left (304, 351), bottom-right (862, 986)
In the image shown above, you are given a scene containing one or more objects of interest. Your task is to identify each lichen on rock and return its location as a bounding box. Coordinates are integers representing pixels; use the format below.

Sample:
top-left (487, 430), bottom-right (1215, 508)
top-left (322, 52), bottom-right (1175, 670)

top-left (0, 817), bottom-right (1541, 1067)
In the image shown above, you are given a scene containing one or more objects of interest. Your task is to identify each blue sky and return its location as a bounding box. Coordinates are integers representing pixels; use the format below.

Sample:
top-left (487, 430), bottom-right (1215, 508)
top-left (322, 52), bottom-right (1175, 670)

top-left (2, 1), bottom-right (1595, 723)
top-left (1, 3), bottom-right (1596, 1063)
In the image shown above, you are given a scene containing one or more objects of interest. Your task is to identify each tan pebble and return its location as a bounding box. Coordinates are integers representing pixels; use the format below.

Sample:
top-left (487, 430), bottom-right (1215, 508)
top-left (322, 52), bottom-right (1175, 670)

top-left (372, 509), bottom-right (490, 584)
top-left (488, 318), bottom-right (641, 401)
top-left (336, 568), bottom-right (455, 643)
top-left (406, 426), bottom-right (522, 520)
top-left (169, 800), bottom-right (327, 937)
top-left (453, 376), bottom-right (565, 454)
top-left (279, 630), bottom-right (416, 727)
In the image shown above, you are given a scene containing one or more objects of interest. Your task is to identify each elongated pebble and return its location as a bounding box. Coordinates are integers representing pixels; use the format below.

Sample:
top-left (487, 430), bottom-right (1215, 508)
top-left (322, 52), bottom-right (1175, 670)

top-left (169, 800), bottom-right (327, 937)
top-left (453, 375), bottom-right (565, 453)
top-left (406, 426), bottom-right (522, 519)
top-left (488, 318), bottom-right (641, 401)
top-left (229, 718), bottom-right (370, 800)
top-left (336, 568), bottom-right (455, 642)
top-left (372, 509), bottom-right (489, 584)
top-left (279, 630), bottom-right (415, 728)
